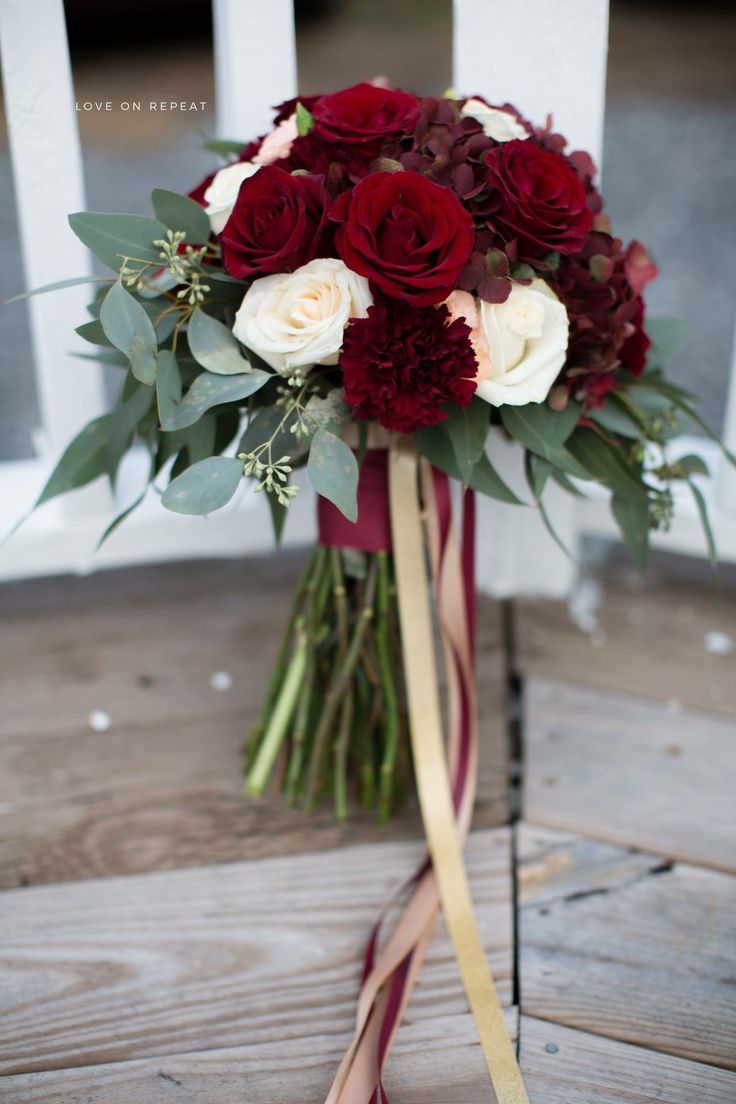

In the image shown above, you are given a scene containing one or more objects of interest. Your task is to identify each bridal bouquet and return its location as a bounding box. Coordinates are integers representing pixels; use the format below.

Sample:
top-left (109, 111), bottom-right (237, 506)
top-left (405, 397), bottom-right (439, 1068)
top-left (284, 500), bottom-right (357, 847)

top-left (20, 81), bottom-right (729, 1102)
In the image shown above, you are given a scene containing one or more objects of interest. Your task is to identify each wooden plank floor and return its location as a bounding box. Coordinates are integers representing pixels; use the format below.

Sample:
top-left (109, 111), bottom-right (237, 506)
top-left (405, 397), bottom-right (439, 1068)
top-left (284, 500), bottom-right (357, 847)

top-left (1, 554), bottom-right (734, 1101)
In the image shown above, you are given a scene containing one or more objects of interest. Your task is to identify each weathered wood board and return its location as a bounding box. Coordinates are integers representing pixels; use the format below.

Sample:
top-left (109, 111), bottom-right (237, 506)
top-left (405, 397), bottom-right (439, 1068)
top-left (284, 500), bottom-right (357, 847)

top-left (515, 571), bottom-right (736, 717)
top-left (520, 1016), bottom-right (736, 1104)
top-left (518, 824), bottom-right (736, 1069)
top-left (523, 677), bottom-right (736, 871)
top-left (0, 1009), bottom-right (519, 1104)
top-left (0, 828), bottom-right (513, 1077)
top-left (0, 556), bottom-right (508, 887)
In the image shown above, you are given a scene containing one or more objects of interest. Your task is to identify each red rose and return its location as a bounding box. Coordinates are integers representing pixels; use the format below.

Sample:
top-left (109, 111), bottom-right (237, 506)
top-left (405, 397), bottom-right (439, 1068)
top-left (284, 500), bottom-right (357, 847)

top-left (312, 83), bottom-right (420, 148)
top-left (340, 298), bottom-right (478, 433)
top-left (332, 171), bottom-right (474, 306)
top-left (221, 165), bottom-right (331, 280)
top-left (484, 140), bottom-right (593, 259)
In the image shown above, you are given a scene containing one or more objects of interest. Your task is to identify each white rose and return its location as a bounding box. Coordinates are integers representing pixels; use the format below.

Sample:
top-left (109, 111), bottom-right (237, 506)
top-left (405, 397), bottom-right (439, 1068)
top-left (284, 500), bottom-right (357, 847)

top-left (475, 279), bottom-right (569, 407)
top-left (233, 258), bottom-right (373, 373)
top-left (204, 161), bottom-right (260, 233)
top-left (461, 98), bottom-right (529, 143)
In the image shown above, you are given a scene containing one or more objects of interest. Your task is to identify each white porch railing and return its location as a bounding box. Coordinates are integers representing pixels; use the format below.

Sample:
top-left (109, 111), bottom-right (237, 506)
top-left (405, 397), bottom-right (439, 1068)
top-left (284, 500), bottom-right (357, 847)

top-left (0, 0), bottom-right (734, 587)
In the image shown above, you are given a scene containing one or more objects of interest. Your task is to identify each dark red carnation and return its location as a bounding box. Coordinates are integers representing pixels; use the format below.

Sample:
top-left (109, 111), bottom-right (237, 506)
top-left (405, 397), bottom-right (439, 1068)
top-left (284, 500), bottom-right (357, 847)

top-left (339, 298), bottom-right (478, 433)
top-left (331, 171), bottom-right (474, 306)
top-left (484, 140), bottom-right (593, 260)
top-left (312, 82), bottom-right (421, 148)
top-left (221, 165), bottom-right (332, 279)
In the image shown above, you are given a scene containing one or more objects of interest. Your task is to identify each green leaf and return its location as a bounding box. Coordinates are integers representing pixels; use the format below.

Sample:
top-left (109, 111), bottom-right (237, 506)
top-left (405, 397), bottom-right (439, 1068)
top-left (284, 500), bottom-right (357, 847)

top-left (296, 102), bottom-right (314, 136)
top-left (590, 397), bottom-right (643, 439)
top-left (68, 212), bottom-right (168, 273)
top-left (162, 456), bottom-right (244, 514)
top-left (100, 281), bottom-right (158, 384)
top-left (97, 488), bottom-right (148, 548)
top-left (163, 370), bottom-right (268, 431)
top-left (7, 275), bottom-right (112, 303)
top-left (672, 453), bottom-right (709, 479)
top-left (106, 381), bottom-right (155, 486)
top-left (188, 307), bottom-right (253, 375)
top-left (440, 397), bottom-right (489, 483)
top-left (499, 404), bottom-right (589, 479)
top-left (537, 495), bottom-right (576, 560)
top-left (611, 494), bottom-right (650, 574)
top-left (415, 426), bottom-right (524, 505)
top-left (566, 427), bottom-right (647, 500)
top-left (687, 480), bottom-right (717, 568)
top-left (307, 429), bottom-right (358, 522)
top-left (151, 188), bottom-right (211, 244)
top-left (36, 416), bottom-right (111, 506)
top-left (267, 492), bottom-right (287, 545)
top-left (76, 318), bottom-right (114, 348)
top-left (303, 389), bottom-right (350, 437)
top-left (202, 138), bottom-right (246, 157)
top-left (156, 350), bottom-right (182, 426)
top-left (645, 316), bottom-right (688, 365)
top-left (525, 452), bottom-right (552, 502)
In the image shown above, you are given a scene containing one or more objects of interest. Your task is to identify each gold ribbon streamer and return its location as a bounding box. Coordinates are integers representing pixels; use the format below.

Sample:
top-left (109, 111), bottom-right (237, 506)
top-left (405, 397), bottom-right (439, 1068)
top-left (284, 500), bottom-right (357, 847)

top-left (389, 439), bottom-right (529, 1104)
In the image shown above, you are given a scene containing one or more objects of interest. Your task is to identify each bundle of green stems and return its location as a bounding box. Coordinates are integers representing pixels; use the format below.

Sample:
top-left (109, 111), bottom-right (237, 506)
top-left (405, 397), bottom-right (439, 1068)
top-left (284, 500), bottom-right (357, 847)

top-left (245, 544), bottom-right (411, 820)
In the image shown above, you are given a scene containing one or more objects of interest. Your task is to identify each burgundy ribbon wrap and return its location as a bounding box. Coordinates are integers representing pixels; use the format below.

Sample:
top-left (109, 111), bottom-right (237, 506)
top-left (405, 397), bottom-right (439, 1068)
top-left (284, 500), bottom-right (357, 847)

top-left (317, 449), bottom-right (393, 553)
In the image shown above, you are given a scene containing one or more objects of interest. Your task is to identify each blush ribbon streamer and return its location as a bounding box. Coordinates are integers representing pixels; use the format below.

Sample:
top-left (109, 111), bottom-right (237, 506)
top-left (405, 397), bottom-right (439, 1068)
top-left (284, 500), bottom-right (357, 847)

top-left (323, 438), bottom-right (529, 1104)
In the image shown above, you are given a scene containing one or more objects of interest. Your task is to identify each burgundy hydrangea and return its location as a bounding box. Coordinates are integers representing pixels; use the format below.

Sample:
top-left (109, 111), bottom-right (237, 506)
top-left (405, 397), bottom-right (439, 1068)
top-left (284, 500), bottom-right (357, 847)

top-left (340, 299), bottom-right (478, 432)
top-left (551, 235), bottom-right (657, 405)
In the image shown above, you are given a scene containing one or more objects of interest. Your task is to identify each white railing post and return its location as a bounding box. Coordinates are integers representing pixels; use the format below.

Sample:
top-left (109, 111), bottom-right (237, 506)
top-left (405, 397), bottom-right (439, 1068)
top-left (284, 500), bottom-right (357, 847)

top-left (212, 0), bottom-right (297, 141)
top-left (0, 0), bottom-right (107, 461)
top-left (453, 0), bottom-right (610, 597)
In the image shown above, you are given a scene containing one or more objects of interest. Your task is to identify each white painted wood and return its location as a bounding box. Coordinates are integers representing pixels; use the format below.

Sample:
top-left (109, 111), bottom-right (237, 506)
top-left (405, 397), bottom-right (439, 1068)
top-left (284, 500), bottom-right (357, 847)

top-left (212, 0), bottom-right (298, 140)
top-left (454, 0), bottom-right (610, 596)
top-left (453, 0), bottom-right (610, 170)
top-left (0, 0), bottom-right (107, 461)
top-left (717, 317), bottom-right (736, 516)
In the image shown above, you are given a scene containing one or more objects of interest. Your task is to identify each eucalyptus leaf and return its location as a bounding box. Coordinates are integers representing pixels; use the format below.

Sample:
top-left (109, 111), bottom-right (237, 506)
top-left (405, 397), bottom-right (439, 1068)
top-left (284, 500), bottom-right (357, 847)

top-left (97, 488), bottom-right (148, 548)
top-left (672, 453), bottom-right (709, 478)
top-left (645, 316), bottom-right (688, 365)
top-left (106, 381), bottom-right (155, 486)
top-left (525, 452), bottom-right (551, 501)
top-left (267, 491), bottom-right (288, 546)
top-left (100, 281), bottom-right (158, 384)
top-left (76, 318), bottom-right (114, 348)
top-left (296, 102), bottom-right (314, 136)
top-left (611, 494), bottom-right (650, 574)
top-left (303, 389), bottom-right (350, 437)
top-left (35, 416), bottom-right (111, 506)
top-left (566, 427), bottom-right (647, 500)
top-left (163, 370), bottom-right (268, 431)
top-left (68, 212), bottom-right (168, 273)
top-left (7, 275), bottom-right (111, 303)
top-left (188, 307), bottom-right (253, 375)
top-left (440, 397), bottom-right (489, 483)
top-left (499, 405), bottom-right (590, 480)
top-left (415, 426), bottom-right (523, 506)
top-left (238, 406), bottom-right (304, 461)
top-left (162, 455), bottom-right (244, 515)
top-left (307, 429), bottom-right (358, 522)
top-left (156, 350), bottom-right (182, 427)
top-left (590, 397), bottom-right (643, 439)
top-left (687, 480), bottom-right (717, 568)
top-left (152, 188), bottom-right (212, 243)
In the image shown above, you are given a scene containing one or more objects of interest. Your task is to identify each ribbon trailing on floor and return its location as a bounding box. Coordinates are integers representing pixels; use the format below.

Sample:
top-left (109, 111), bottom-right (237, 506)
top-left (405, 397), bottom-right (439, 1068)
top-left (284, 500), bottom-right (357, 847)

top-left (324, 438), bottom-right (529, 1104)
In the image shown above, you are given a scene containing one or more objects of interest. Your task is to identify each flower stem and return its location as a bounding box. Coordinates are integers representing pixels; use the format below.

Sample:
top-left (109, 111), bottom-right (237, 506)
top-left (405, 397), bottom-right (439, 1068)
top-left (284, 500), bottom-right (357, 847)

top-left (376, 551), bottom-right (400, 823)
top-left (304, 558), bottom-right (378, 811)
top-left (246, 617), bottom-right (308, 796)
top-left (333, 688), bottom-right (354, 820)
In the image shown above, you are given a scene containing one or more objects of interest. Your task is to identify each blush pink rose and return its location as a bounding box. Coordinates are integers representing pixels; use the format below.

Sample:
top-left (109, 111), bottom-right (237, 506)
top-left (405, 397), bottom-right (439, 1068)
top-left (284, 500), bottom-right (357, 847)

top-left (254, 114), bottom-right (298, 166)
